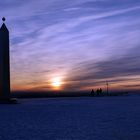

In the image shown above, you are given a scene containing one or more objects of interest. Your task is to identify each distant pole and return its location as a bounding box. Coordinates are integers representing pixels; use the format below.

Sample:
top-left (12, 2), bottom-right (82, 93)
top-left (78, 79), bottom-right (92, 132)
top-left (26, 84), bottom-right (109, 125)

top-left (106, 81), bottom-right (109, 95)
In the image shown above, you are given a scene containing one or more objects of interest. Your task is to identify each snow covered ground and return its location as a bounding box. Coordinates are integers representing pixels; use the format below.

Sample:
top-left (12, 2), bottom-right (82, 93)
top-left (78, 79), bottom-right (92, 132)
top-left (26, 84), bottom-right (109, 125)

top-left (0, 95), bottom-right (140, 140)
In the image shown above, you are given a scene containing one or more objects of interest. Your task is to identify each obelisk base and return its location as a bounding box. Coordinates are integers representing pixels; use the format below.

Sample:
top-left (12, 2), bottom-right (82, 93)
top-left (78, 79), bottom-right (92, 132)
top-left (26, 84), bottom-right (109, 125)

top-left (0, 97), bottom-right (18, 104)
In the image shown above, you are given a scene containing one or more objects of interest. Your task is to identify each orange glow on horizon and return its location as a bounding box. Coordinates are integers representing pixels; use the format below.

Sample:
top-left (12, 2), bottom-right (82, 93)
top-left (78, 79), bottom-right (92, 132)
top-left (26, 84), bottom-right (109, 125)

top-left (11, 75), bottom-right (140, 92)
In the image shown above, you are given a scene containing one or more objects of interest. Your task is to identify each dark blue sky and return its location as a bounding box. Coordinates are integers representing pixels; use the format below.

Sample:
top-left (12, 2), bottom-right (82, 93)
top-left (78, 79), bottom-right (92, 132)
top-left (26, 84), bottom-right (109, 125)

top-left (0, 0), bottom-right (140, 91)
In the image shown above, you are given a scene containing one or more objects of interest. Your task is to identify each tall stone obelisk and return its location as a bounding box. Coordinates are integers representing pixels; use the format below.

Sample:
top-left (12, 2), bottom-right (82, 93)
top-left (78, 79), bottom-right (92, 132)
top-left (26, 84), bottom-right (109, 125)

top-left (0, 17), bottom-right (10, 100)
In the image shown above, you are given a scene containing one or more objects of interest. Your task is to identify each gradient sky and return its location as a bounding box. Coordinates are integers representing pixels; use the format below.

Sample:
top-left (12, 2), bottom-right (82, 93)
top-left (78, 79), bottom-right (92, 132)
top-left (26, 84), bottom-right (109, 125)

top-left (0, 0), bottom-right (140, 92)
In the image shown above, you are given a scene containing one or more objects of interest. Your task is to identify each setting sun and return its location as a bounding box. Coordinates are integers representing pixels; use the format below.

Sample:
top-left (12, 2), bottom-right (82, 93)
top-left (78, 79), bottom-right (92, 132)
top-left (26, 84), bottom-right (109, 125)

top-left (51, 77), bottom-right (62, 88)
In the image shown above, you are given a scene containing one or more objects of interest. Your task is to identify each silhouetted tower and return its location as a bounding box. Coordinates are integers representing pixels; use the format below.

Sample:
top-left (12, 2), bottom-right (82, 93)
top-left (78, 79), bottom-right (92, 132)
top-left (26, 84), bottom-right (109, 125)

top-left (0, 17), bottom-right (10, 100)
top-left (106, 81), bottom-right (109, 95)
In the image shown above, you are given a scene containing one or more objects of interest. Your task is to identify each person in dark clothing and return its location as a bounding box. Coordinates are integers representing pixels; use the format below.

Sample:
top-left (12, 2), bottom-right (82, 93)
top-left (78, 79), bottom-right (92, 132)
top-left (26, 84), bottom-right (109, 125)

top-left (96, 89), bottom-right (100, 96)
top-left (91, 89), bottom-right (95, 96)
top-left (99, 88), bottom-right (102, 95)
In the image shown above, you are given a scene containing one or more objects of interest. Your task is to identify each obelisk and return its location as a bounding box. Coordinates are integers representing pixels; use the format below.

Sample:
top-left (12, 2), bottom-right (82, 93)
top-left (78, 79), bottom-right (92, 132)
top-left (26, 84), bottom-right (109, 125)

top-left (0, 17), bottom-right (10, 101)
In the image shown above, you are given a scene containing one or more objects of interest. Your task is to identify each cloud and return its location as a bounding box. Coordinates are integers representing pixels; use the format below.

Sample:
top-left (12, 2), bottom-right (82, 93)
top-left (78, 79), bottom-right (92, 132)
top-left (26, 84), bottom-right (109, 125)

top-left (0, 0), bottom-right (140, 91)
top-left (63, 45), bottom-right (140, 90)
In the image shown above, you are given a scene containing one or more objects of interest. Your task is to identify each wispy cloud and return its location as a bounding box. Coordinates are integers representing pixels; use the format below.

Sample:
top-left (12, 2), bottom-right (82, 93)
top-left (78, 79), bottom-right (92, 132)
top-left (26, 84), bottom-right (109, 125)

top-left (0, 0), bottom-right (140, 91)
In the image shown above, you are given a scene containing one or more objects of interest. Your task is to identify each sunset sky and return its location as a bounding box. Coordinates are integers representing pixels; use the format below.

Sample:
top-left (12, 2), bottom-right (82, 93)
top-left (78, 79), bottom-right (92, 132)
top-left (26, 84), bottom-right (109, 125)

top-left (0, 0), bottom-right (140, 92)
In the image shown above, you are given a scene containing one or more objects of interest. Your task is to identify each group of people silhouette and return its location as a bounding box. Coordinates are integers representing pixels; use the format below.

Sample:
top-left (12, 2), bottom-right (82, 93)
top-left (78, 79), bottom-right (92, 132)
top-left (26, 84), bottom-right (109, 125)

top-left (90, 88), bottom-right (103, 96)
